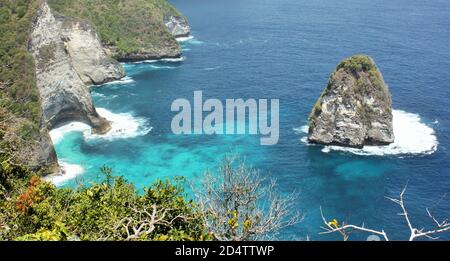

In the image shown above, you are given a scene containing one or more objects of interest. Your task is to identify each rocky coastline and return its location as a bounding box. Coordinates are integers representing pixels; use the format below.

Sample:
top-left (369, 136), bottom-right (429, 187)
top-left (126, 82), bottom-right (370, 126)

top-left (27, 1), bottom-right (191, 175)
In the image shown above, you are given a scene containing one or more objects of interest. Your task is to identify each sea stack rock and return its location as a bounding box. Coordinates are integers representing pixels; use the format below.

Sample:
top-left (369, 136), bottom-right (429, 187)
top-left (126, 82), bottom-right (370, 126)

top-left (308, 55), bottom-right (394, 148)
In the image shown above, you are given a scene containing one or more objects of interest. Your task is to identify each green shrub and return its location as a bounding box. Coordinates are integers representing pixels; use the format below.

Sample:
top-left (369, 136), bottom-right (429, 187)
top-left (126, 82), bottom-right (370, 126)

top-left (0, 168), bottom-right (206, 241)
top-left (337, 54), bottom-right (375, 73)
top-left (0, 0), bottom-right (42, 167)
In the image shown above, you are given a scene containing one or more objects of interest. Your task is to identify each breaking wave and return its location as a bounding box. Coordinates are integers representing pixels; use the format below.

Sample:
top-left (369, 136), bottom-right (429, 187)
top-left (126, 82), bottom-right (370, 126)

top-left (44, 161), bottom-right (84, 186)
top-left (296, 110), bottom-right (438, 156)
top-left (49, 108), bottom-right (152, 144)
top-left (148, 65), bottom-right (177, 70)
top-left (47, 108), bottom-right (152, 185)
top-left (176, 36), bottom-right (194, 42)
top-left (102, 76), bottom-right (135, 85)
top-left (88, 108), bottom-right (152, 141)
top-left (127, 57), bottom-right (186, 64)
top-left (176, 35), bottom-right (204, 45)
top-left (160, 57), bottom-right (186, 62)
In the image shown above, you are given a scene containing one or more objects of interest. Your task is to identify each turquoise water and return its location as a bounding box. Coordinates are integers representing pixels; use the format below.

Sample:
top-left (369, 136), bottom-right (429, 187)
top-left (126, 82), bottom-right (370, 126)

top-left (51, 0), bottom-right (450, 240)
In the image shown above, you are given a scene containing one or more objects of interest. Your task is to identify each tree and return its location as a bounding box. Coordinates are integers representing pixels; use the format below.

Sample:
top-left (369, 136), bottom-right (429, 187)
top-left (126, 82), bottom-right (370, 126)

top-left (195, 154), bottom-right (302, 241)
top-left (320, 186), bottom-right (450, 241)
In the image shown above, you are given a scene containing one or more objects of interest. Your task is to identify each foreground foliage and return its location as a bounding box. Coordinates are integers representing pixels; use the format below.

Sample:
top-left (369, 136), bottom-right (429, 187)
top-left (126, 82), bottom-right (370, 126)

top-left (0, 165), bottom-right (206, 241)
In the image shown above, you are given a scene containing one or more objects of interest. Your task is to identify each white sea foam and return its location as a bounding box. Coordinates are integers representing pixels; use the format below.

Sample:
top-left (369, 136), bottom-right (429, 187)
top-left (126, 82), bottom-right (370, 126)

top-left (48, 108), bottom-right (152, 185)
top-left (204, 66), bottom-right (222, 71)
top-left (189, 39), bottom-right (204, 45)
top-left (177, 35), bottom-right (204, 45)
top-left (87, 108), bottom-right (152, 141)
top-left (92, 92), bottom-right (106, 98)
top-left (149, 65), bottom-right (177, 70)
top-left (160, 57), bottom-right (186, 62)
top-left (92, 93), bottom-right (119, 101)
top-left (102, 76), bottom-right (135, 85)
top-left (45, 161), bottom-right (84, 186)
top-left (49, 122), bottom-right (90, 145)
top-left (297, 110), bottom-right (438, 156)
top-left (128, 56), bottom-right (186, 64)
top-left (293, 125), bottom-right (309, 135)
top-left (49, 108), bottom-right (152, 145)
top-left (125, 60), bottom-right (157, 65)
top-left (300, 136), bottom-right (309, 144)
top-left (294, 126), bottom-right (312, 146)
top-left (176, 36), bottom-right (194, 42)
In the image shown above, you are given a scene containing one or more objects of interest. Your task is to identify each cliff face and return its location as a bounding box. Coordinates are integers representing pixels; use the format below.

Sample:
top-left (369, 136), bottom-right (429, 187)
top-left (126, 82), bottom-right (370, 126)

top-left (308, 55), bottom-right (394, 148)
top-left (59, 16), bottom-right (125, 85)
top-left (164, 15), bottom-right (191, 38)
top-left (29, 2), bottom-right (116, 134)
top-left (0, 0), bottom-right (59, 174)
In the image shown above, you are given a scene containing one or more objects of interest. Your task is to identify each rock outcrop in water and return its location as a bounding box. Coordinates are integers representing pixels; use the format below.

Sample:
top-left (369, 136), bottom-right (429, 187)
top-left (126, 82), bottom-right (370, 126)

top-left (308, 55), bottom-right (394, 148)
top-left (29, 2), bottom-right (116, 134)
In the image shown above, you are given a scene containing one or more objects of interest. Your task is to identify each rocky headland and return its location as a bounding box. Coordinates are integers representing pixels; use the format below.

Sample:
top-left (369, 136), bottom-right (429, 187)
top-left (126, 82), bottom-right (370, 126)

top-left (48, 0), bottom-right (190, 62)
top-left (0, 0), bottom-right (190, 175)
top-left (308, 55), bottom-right (394, 148)
top-left (29, 2), bottom-right (120, 135)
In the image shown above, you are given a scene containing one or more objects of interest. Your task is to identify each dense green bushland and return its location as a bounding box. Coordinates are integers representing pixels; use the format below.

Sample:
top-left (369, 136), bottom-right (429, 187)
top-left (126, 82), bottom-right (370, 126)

top-left (0, 0), bottom-right (40, 124)
top-left (48, 0), bottom-right (181, 58)
top-left (0, 154), bottom-right (301, 241)
top-left (0, 0), bottom-right (44, 170)
top-left (0, 165), bottom-right (207, 241)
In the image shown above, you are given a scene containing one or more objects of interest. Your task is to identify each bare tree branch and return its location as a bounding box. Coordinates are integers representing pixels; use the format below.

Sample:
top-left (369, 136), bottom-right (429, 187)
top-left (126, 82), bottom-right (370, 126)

top-left (195, 154), bottom-right (302, 241)
top-left (320, 185), bottom-right (450, 241)
top-left (320, 207), bottom-right (389, 241)
top-left (113, 201), bottom-right (195, 241)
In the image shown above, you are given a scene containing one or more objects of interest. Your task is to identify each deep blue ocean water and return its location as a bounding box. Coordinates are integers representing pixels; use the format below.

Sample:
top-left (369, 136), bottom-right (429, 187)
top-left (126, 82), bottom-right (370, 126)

top-left (51, 0), bottom-right (450, 240)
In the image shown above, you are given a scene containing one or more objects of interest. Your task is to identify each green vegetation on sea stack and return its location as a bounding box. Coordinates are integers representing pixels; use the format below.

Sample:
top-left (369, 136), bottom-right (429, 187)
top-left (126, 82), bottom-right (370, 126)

top-left (48, 0), bottom-right (182, 59)
top-left (309, 54), bottom-right (391, 126)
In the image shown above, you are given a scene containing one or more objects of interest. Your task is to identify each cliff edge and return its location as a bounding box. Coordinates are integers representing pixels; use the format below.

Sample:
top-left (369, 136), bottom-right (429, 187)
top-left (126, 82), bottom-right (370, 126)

top-left (29, 2), bottom-right (115, 134)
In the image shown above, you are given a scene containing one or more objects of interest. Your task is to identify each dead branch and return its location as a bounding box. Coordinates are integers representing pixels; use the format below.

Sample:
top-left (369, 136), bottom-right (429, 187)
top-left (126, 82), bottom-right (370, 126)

top-left (320, 185), bottom-right (449, 241)
top-left (115, 204), bottom-right (191, 241)
top-left (195, 154), bottom-right (302, 241)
